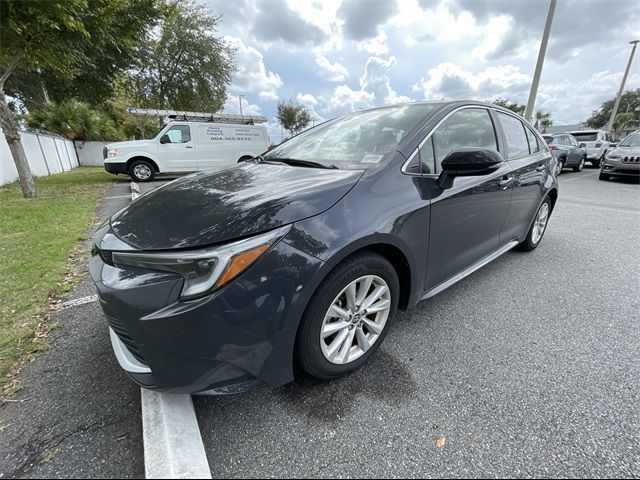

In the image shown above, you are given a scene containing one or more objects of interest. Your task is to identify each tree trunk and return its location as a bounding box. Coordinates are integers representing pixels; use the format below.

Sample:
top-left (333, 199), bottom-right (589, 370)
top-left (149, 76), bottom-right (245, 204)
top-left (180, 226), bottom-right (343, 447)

top-left (0, 93), bottom-right (37, 198)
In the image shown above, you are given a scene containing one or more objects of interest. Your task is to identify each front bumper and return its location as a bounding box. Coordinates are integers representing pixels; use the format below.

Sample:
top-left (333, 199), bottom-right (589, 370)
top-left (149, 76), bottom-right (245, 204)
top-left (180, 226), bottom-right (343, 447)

top-left (90, 232), bottom-right (324, 395)
top-left (601, 158), bottom-right (640, 177)
top-left (104, 162), bottom-right (128, 175)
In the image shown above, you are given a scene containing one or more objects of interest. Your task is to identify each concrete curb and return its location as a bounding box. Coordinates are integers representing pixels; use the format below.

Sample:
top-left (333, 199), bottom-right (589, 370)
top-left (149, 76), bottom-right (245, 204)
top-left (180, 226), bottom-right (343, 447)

top-left (141, 389), bottom-right (212, 479)
top-left (131, 181), bottom-right (141, 201)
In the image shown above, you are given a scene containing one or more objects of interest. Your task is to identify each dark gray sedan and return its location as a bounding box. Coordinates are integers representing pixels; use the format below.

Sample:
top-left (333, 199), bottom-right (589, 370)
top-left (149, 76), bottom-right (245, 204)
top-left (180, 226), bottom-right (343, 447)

top-left (91, 101), bottom-right (558, 395)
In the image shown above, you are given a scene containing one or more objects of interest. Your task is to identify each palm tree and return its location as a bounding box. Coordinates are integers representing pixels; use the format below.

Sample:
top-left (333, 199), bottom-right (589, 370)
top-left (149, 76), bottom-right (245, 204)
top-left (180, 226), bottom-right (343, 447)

top-left (535, 110), bottom-right (553, 133)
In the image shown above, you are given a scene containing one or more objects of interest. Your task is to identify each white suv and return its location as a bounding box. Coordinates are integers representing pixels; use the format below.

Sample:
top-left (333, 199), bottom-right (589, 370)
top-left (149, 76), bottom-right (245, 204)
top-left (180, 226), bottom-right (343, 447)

top-left (103, 120), bottom-right (269, 182)
top-left (566, 129), bottom-right (613, 168)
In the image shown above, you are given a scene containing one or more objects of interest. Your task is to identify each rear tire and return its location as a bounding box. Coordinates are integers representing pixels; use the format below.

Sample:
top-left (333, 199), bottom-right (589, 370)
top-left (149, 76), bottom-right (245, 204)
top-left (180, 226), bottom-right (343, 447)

top-left (517, 197), bottom-right (551, 252)
top-left (555, 158), bottom-right (565, 175)
top-left (295, 252), bottom-right (399, 380)
top-left (573, 157), bottom-right (585, 172)
top-left (129, 159), bottom-right (155, 182)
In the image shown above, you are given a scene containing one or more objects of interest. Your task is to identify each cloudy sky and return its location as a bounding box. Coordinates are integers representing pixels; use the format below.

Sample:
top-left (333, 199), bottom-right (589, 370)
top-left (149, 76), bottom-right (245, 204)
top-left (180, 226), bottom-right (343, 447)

top-left (205, 0), bottom-right (640, 142)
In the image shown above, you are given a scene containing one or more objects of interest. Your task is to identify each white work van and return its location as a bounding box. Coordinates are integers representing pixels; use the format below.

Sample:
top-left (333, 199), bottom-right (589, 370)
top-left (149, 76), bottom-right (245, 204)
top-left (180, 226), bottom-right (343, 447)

top-left (103, 111), bottom-right (270, 182)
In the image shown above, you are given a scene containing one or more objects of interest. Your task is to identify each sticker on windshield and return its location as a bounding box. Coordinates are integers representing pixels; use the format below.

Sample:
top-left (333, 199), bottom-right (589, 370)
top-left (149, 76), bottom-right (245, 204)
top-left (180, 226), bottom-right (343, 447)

top-left (361, 154), bottom-right (384, 164)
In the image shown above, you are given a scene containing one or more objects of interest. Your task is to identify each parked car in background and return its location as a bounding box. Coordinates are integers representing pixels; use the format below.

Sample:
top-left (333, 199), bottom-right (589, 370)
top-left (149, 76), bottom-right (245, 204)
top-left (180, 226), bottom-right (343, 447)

top-left (91, 101), bottom-right (558, 395)
top-left (543, 134), bottom-right (587, 174)
top-left (103, 113), bottom-right (270, 182)
top-left (599, 130), bottom-right (640, 181)
top-left (566, 129), bottom-right (613, 167)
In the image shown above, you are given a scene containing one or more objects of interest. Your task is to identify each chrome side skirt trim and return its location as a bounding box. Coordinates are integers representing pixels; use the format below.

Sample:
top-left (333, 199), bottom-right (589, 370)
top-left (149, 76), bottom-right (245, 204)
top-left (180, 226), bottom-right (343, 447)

top-left (422, 240), bottom-right (519, 300)
top-left (109, 327), bottom-right (152, 374)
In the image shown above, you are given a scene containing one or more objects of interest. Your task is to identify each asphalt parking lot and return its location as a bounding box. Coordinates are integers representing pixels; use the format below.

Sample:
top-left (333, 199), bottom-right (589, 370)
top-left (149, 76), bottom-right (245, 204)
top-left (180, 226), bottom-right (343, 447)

top-left (1, 169), bottom-right (638, 479)
top-left (193, 168), bottom-right (640, 478)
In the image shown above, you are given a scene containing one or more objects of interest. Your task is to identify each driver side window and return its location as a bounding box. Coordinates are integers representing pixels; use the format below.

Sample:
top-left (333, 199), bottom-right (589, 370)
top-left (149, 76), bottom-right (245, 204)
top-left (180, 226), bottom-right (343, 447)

top-left (164, 125), bottom-right (191, 144)
top-left (432, 109), bottom-right (498, 170)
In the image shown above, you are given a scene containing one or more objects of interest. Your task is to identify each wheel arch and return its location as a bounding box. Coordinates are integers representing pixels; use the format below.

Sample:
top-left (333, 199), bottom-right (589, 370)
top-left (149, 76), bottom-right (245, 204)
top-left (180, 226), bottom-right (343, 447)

top-left (126, 156), bottom-right (159, 173)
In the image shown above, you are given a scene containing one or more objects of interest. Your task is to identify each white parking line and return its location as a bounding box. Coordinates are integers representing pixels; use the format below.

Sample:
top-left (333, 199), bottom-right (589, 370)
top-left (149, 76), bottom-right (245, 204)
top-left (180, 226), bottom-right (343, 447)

top-left (141, 389), bottom-right (212, 479)
top-left (60, 294), bottom-right (98, 309)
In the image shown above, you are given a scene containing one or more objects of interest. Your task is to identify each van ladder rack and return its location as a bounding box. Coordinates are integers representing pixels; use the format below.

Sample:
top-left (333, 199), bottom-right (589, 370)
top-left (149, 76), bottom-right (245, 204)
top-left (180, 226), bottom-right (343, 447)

top-left (126, 107), bottom-right (268, 125)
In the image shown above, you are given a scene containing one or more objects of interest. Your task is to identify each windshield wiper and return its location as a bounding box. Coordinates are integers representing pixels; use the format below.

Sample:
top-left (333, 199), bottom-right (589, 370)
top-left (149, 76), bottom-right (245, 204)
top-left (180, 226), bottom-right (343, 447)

top-left (266, 157), bottom-right (339, 169)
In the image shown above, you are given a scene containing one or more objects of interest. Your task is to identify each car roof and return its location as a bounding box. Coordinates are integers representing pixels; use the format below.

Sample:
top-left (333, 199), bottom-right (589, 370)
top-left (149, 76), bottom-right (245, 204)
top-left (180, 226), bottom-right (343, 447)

top-left (356, 99), bottom-right (533, 119)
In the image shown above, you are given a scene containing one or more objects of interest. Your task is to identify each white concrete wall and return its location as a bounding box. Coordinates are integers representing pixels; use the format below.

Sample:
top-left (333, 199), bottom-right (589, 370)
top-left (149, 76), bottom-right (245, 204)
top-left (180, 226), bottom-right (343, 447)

top-left (0, 130), bottom-right (79, 186)
top-left (75, 141), bottom-right (108, 167)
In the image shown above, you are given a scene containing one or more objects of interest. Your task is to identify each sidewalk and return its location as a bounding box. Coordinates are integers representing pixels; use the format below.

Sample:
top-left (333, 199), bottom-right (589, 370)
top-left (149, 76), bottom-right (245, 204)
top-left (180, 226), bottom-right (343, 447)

top-left (0, 182), bottom-right (143, 479)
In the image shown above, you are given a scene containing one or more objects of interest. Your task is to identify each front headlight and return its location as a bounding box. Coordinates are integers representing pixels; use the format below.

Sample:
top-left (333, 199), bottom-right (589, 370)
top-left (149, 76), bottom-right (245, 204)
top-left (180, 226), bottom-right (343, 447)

top-left (108, 148), bottom-right (119, 158)
top-left (606, 152), bottom-right (622, 160)
top-left (111, 225), bottom-right (291, 300)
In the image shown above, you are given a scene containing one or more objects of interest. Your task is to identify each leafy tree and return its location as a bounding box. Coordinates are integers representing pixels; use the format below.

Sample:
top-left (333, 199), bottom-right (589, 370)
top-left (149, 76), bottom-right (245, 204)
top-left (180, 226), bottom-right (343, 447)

top-left (0, 0), bottom-right (159, 198)
top-left (491, 98), bottom-right (526, 116)
top-left (584, 88), bottom-right (640, 137)
top-left (276, 100), bottom-right (312, 137)
top-left (4, 0), bottom-right (160, 109)
top-left (130, 0), bottom-right (236, 112)
top-left (104, 76), bottom-right (160, 139)
top-left (26, 100), bottom-right (120, 142)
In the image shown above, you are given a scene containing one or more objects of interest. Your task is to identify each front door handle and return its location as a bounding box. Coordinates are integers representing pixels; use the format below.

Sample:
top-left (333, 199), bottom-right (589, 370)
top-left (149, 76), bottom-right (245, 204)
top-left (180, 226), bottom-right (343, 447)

top-left (499, 176), bottom-right (514, 189)
top-left (185, 146), bottom-right (194, 149)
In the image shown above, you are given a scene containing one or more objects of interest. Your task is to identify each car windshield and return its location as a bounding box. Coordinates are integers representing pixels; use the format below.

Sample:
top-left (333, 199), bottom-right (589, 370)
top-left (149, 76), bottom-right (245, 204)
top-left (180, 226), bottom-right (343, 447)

top-left (571, 132), bottom-right (598, 142)
top-left (619, 133), bottom-right (640, 147)
top-left (263, 104), bottom-right (442, 169)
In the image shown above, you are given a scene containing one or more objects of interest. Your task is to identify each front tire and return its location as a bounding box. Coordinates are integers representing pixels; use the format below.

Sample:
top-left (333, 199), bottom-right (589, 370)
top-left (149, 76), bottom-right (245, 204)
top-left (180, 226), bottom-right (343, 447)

top-left (295, 252), bottom-right (399, 380)
top-left (129, 159), bottom-right (155, 182)
top-left (599, 171), bottom-right (610, 181)
top-left (555, 158), bottom-right (565, 175)
top-left (573, 157), bottom-right (585, 172)
top-left (517, 197), bottom-right (551, 252)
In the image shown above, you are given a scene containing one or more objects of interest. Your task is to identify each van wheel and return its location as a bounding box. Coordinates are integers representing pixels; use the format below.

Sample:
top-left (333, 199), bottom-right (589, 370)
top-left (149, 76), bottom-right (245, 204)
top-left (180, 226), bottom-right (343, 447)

top-left (129, 160), bottom-right (155, 182)
top-left (295, 252), bottom-right (399, 379)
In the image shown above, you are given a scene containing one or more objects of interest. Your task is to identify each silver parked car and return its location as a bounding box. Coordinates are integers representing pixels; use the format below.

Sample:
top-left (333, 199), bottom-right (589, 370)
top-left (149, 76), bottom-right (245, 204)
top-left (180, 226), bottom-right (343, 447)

top-left (567, 129), bottom-right (613, 168)
top-left (600, 131), bottom-right (640, 181)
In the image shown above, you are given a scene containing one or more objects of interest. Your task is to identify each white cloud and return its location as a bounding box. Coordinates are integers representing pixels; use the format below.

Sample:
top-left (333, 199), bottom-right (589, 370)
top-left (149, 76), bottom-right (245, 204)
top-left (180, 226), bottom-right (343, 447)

top-left (324, 56), bottom-right (410, 115)
top-left (221, 94), bottom-right (263, 116)
top-left (296, 93), bottom-right (319, 106)
top-left (225, 36), bottom-right (283, 103)
top-left (412, 62), bottom-right (531, 102)
top-left (357, 29), bottom-right (390, 55)
top-left (315, 55), bottom-right (350, 83)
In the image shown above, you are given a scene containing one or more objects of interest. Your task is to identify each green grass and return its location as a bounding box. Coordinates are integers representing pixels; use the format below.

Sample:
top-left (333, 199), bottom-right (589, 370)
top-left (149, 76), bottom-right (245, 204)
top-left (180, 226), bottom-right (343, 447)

top-left (0, 167), bottom-right (115, 395)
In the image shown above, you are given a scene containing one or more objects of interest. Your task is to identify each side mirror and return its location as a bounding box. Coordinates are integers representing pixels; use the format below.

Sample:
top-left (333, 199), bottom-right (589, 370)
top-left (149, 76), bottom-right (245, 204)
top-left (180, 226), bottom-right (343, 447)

top-left (160, 135), bottom-right (170, 144)
top-left (579, 143), bottom-right (586, 148)
top-left (438, 148), bottom-right (504, 190)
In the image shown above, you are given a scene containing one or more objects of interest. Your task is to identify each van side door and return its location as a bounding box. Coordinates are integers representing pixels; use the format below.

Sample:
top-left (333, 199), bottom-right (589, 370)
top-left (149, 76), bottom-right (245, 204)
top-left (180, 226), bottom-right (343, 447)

top-left (157, 124), bottom-right (198, 172)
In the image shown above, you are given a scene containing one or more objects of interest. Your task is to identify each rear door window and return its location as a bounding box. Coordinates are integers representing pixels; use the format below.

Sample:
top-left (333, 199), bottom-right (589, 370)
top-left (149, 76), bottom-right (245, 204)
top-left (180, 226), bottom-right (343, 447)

top-left (525, 126), bottom-right (540, 153)
top-left (419, 137), bottom-right (436, 174)
top-left (496, 112), bottom-right (530, 158)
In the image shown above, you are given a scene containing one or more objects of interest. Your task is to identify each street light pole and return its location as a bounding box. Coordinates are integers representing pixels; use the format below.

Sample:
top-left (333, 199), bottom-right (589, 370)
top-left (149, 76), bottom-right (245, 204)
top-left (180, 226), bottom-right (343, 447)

top-left (606, 40), bottom-right (639, 135)
top-left (524, 0), bottom-right (557, 123)
top-left (239, 95), bottom-right (245, 116)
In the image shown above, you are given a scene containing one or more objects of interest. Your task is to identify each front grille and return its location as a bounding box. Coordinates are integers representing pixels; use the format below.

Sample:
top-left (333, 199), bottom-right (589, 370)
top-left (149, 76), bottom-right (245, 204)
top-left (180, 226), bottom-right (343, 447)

top-left (92, 245), bottom-right (115, 266)
top-left (106, 315), bottom-right (147, 364)
top-left (622, 156), bottom-right (639, 163)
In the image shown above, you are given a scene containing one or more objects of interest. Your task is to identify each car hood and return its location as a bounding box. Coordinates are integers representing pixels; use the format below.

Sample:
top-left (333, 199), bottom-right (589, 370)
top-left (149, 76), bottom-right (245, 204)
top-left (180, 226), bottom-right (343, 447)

top-left (110, 162), bottom-right (364, 250)
top-left (106, 139), bottom-right (154, 150)
top-left (612, 146), bottom-right (640, 156)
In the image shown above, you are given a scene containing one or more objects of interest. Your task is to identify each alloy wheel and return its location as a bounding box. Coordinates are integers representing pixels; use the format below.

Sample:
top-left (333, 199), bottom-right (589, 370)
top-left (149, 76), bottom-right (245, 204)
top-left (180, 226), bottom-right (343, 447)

top-left (531, 202), bottom-right (550, 245)
top-left (320, 275), bottom-right (391, 365)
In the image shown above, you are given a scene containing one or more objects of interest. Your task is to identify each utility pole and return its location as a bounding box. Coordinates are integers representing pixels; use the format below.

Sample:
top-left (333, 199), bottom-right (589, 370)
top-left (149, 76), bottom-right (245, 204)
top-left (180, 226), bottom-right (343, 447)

top-left (606, 40), bottom-right (639, 135)
top-left (239, 95), bottom-right (245, 116)
top-left (525, 0), bottom-right (556, 123)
